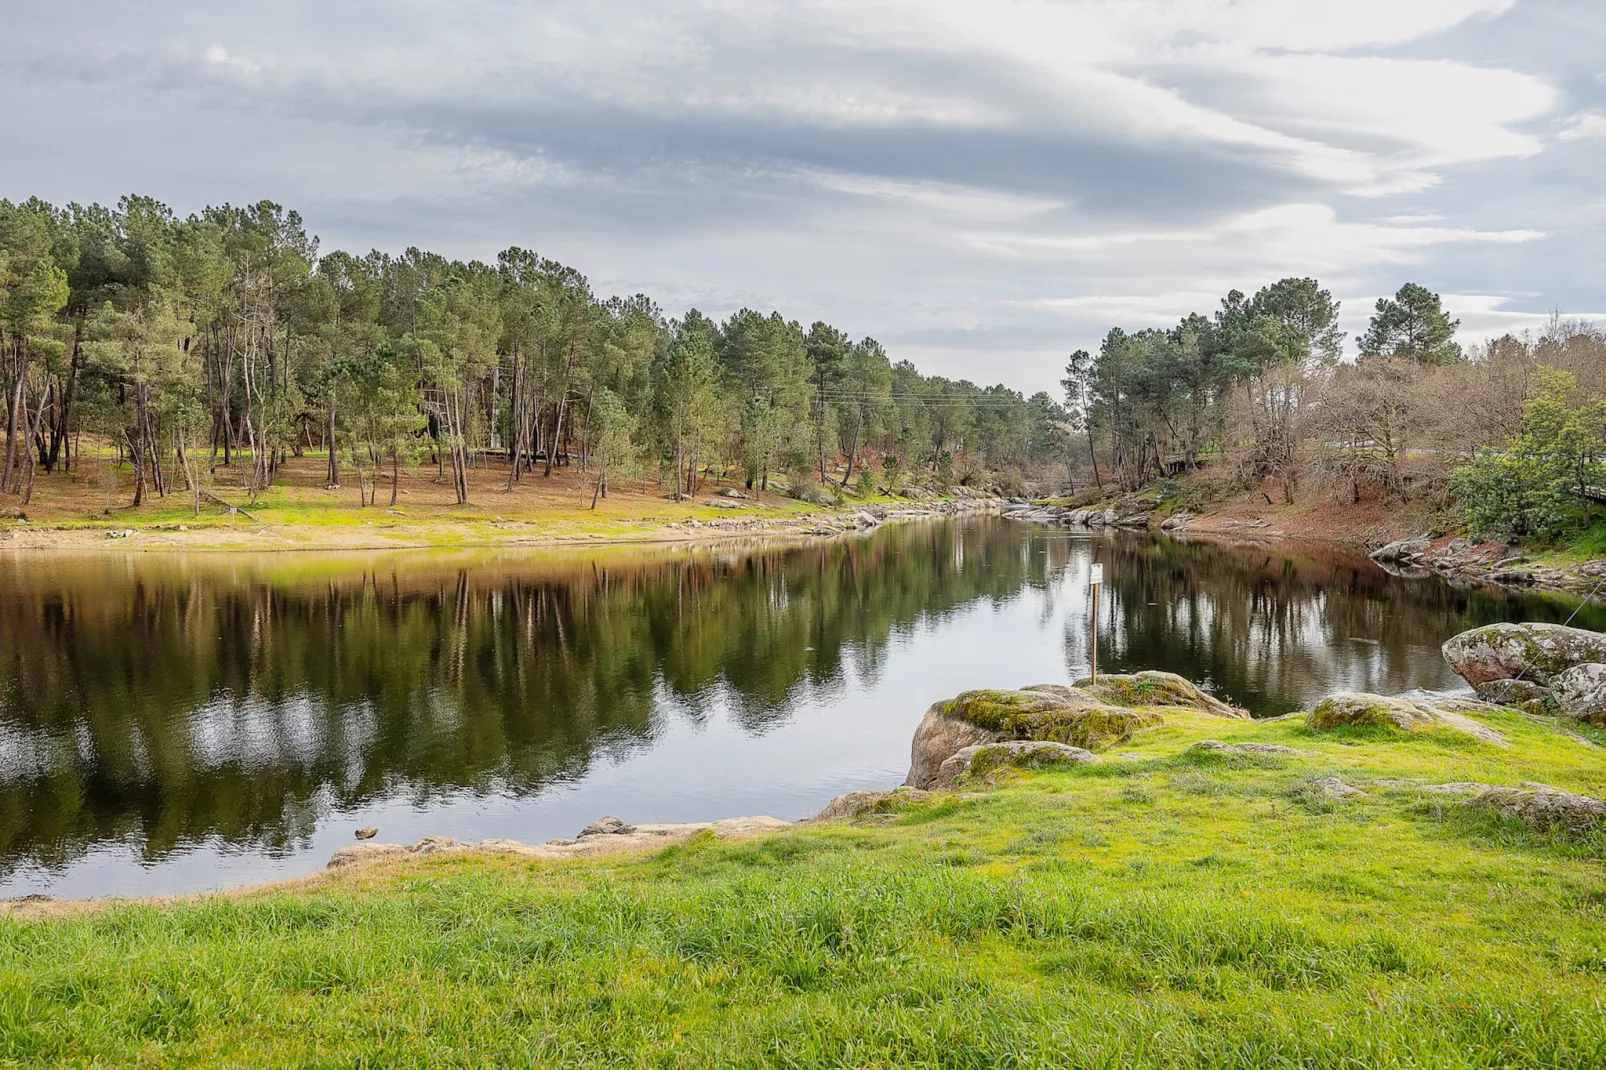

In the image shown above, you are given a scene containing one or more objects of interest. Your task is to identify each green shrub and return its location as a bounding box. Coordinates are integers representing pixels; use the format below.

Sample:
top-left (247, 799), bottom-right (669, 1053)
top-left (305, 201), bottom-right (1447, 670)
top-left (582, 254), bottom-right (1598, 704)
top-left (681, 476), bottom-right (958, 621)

top-left (1450, 367), bottom-right (1605, 542)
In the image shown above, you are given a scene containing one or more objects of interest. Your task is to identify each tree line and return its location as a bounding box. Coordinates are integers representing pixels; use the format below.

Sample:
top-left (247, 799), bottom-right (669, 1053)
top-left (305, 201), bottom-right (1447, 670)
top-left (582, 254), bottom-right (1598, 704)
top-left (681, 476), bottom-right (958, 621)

top-left (0, 195), bottom-right (1073, 511)
top-left (1063, 278), bottom-right (1606, 542)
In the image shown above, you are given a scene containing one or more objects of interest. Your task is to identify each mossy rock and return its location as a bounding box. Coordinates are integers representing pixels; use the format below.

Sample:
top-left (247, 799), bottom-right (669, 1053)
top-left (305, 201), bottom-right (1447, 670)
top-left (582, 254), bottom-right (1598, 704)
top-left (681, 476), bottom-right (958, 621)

top-left (807, 787), bottom-right (933, 823)
top-left (938, 688), bottom-right (1160, 749)
top-left (1551, 664), bottom-right (1606, 725)
top-left (1463, 786), bottom-right (1606, 834)
top-left (1305, 692), bottom-right (1507, 747)
top-left (1474, 678), bottom-right (1557, 718)
top-left (1442, 622), bottom-right (1606, 688)
top-left (905, 686), bottom-right (1158, 788)
top-left (1073, 671), bottom-right (1249, 719)
top-left (934, 741), bottom-right (1096, 789)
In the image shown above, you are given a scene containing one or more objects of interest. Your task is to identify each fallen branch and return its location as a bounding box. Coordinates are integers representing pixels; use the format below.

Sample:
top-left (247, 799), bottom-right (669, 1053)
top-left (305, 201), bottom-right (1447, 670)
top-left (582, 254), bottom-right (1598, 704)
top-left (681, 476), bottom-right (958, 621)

top-left (200, 488), bottom-right (265, 524)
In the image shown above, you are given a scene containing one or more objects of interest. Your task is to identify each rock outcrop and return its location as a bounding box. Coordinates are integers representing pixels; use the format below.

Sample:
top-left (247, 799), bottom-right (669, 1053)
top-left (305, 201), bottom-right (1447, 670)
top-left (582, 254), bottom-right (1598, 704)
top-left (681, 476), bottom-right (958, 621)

top-left (807, 787), bottom-right (932, 823)
top-left (1442, 622), bottom-right (1606, 688)
top-left (326, 842), bottom-right (408, 868)
top-left (1439, 622), bottom-right (1606, 724)
top-left (1074, 671), bottom-right (1249, 719)
top-left (1472, 678), bottom-right (1553, 715)
top-left (1304, 691), bottom-right (1507, 746)
top-left (905, 686), bottom-right (1159, 789)
top-left (1464, 785), bottom-right (1606, 833)
top-left (1369, 536), bottom-right (1432, 566)
top-left (932, 740), bottom-right (1095, 788)
top-left (1000, 501), bottom-right (1155, 530)
top-left (1551, 663), bottom-right (1606, 725)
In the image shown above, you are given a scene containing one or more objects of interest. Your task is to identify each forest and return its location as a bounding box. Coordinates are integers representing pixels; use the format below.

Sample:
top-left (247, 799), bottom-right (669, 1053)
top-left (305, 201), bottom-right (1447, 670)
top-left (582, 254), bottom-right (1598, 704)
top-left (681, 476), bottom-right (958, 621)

top-left (3, 194), bottom-right (1603, 543)
top-left (0, 195), bottom-right (1070, 512)
top-left (1066, 278), bottom-right (1606, 542)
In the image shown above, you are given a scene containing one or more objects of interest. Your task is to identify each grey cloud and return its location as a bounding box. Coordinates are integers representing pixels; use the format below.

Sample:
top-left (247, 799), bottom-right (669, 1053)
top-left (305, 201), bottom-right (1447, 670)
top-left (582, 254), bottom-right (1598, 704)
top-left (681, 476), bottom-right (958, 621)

top-left (2, 0), bottom-right (1602, 397)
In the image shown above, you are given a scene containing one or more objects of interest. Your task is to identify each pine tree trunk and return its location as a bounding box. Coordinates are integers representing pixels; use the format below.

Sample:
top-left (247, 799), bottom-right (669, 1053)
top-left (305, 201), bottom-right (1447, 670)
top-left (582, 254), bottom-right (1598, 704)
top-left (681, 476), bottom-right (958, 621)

top-left (3, 352), bottom-right (24, 493)
top-left (327, 401), bottom-right (340, 486)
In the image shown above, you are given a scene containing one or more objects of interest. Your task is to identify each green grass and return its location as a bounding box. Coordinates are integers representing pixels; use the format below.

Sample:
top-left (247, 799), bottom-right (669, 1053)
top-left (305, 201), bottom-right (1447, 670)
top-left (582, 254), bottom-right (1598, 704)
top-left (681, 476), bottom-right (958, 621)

top-left (4, 710), bottom-right (1605, 1067)
top-left (1548, 522), bottom-right (1606, 564)
top-left (5, 450), bottom-right (923, 550)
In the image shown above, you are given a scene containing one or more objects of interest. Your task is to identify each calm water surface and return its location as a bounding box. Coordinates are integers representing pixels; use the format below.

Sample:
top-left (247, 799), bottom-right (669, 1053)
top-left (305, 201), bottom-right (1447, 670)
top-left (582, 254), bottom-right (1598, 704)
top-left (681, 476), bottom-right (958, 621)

top-left (2, 517), bottom-right (1600, 898)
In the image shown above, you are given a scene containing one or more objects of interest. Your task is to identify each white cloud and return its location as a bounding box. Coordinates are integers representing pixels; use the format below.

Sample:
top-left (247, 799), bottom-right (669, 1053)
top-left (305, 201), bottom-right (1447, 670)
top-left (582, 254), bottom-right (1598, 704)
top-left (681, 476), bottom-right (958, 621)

top-left (1439, 293), bottom-right (1606, 340)
top-left (976, 203), bottom-right (1542, 275)
top-left (1009, 292), bottom-right (1227, 326)
top-left (1153, 0), bottom-right (1516, 52)
top-left (201, 43), bottom-right (262, 77)
top-left (804, 170), bottom-right (1064, 223)
top-left (1558, 112), bottom-right (1606, 141)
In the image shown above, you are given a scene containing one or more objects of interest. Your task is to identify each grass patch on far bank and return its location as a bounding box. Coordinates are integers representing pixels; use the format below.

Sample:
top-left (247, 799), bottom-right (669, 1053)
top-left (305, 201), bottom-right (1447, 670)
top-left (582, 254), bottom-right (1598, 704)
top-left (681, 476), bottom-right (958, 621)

top-left (1546, 521), bottom-right (1606, 565)
top-left (3, 711), bottom-right (1605, 1067)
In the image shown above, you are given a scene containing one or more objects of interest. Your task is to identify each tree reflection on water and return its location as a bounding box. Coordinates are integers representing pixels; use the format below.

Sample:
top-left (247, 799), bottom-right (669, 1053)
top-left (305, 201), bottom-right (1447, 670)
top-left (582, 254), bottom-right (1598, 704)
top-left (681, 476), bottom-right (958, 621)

top-left (1, 520), bottom-right (1597, 878)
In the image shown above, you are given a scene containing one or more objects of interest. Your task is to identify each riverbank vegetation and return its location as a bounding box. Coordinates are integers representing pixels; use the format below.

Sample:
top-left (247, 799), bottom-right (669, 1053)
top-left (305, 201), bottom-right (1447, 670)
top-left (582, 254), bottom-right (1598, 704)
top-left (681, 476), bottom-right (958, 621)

top-left (0, 195), bottom-right (1070, 527)
top-left (1062, 279), bottom-right (1606, 549)
top-left (3, 706), bottom-right (1603, 1066)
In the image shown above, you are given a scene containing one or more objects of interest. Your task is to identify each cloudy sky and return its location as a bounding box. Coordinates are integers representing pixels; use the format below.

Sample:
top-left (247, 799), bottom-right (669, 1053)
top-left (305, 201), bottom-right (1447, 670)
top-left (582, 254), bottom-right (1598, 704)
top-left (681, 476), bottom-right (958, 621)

top-left (5, 0), bottom-right (1603, 394)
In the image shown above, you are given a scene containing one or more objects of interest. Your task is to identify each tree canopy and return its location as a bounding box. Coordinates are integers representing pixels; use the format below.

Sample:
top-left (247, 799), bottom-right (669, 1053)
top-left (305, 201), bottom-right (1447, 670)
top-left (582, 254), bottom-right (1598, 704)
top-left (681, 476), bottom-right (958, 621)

top-left (0, 193), bottom-right (1073, 509)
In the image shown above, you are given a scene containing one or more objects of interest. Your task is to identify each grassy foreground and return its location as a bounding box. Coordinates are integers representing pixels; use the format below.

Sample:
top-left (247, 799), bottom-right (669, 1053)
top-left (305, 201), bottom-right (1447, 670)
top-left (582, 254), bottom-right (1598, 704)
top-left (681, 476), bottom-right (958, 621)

top-left (3, 710), bottom-right (1605, 1068)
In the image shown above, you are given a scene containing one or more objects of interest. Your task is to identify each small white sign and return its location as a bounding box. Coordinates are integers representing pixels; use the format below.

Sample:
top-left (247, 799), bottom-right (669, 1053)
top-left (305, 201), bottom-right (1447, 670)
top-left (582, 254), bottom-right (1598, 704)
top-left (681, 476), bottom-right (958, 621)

top-left (1090, 563), bottom-right (1104, 586)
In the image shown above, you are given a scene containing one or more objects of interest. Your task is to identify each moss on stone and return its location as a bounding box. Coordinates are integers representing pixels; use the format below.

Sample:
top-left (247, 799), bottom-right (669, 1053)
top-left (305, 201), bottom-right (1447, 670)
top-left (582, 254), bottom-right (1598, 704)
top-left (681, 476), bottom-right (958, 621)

top-left (1074, 671), bottom-right (1248, 718)
top-left (1307, 697), bottom-right (1401, 731)
top-left (1304, 692), bottom-right (1508, 746)
top-left (940, 689), bottom-right (1160, 750)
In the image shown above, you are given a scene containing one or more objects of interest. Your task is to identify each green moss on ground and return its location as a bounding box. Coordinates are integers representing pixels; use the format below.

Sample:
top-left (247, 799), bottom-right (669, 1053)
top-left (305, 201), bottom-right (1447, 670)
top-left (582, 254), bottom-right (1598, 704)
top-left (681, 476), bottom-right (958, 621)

top-left (4, 709), bottom-right (1603, 1066)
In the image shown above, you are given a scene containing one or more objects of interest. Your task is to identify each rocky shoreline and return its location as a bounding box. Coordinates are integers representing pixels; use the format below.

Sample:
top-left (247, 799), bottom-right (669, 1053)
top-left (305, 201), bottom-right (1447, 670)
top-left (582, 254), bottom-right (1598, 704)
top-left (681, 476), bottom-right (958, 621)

top-left (316, 623), bottom-right (1606, 876)
top-left (660, 486), bottom-right (1004, 539)
top-left (1366, 533), bottom-right (1606, 599)
top-left (1002, 501), bottom-right (1606, 601)
top-left (11, 618), bottom-right (1601, 909)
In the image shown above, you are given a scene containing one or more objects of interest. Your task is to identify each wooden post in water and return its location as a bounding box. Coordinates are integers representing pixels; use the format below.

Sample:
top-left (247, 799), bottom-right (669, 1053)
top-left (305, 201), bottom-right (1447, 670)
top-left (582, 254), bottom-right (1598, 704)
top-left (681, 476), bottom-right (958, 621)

top-left (1089, 562), bottom-right (1103, 681)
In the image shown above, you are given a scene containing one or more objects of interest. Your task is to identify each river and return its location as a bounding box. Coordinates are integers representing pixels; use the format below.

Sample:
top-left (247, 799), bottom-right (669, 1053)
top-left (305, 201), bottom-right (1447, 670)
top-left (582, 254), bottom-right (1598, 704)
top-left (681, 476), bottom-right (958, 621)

top-left (2, 517), bottom-right (1600, 898)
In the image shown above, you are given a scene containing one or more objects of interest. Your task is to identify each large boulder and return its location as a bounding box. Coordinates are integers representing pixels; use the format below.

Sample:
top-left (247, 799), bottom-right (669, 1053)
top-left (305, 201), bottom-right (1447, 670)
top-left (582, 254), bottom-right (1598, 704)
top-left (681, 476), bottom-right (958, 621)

top-left (1551, 663), bottom-right (1606, 725)
top-left (932, 741), bottom-right (1095, 788)
top-left (1073, 671), bottom-right (1250, 719)
top-left (1305, 692), bottom-right (1507, 746)
top-left (1442, 622), bottom-right (1606, 688)
top-left (905, 686), bottom-right (1157, 789)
